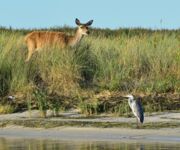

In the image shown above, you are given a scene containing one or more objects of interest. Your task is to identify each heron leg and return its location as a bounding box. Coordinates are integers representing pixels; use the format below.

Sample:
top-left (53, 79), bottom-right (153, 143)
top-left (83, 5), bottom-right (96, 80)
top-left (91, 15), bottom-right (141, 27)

top-left (136, 118), bottom-right (139, 129)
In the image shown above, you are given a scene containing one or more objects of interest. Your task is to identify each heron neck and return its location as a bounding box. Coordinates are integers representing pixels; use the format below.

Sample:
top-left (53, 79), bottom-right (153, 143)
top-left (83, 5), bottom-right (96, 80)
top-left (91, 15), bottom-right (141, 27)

top-left (128, 99), bottom-right (134, 109)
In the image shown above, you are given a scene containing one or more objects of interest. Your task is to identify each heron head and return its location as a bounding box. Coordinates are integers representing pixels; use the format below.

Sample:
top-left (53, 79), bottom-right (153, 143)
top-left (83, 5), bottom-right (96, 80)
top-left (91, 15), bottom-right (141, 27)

top-left (123, 94), bottom-right (134, 100)
top-left (123, 94), bottom-right (135, 105)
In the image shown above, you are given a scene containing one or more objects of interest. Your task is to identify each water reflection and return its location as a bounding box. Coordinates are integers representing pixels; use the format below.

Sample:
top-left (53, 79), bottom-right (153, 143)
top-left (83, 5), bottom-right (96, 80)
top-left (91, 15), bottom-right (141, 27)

top-left (0, 138), bottom-right (179, 150)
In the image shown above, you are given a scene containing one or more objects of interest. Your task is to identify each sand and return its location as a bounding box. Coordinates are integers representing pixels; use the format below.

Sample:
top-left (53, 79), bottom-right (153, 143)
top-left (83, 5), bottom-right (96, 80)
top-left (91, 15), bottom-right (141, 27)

top-left (0, 126), bottom-right (179, 143)
top-left (0, 111), bottom-right (179, 143)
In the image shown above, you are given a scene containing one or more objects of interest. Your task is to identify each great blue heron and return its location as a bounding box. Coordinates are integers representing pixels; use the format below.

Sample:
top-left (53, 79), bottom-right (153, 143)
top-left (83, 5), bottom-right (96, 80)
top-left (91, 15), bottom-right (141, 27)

top-left (123, 94), bottom-right (144, 127)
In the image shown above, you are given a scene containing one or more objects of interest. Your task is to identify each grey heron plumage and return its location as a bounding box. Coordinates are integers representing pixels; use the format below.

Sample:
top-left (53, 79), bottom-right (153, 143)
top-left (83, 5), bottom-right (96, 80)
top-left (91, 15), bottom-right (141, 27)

top-left (124, 94), bottom-right (144, 125)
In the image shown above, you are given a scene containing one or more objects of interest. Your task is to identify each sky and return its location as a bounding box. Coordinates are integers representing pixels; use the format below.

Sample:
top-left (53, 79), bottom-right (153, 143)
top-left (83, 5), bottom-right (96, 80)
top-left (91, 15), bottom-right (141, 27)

top-left (0, 0), bottom-right (180, 29)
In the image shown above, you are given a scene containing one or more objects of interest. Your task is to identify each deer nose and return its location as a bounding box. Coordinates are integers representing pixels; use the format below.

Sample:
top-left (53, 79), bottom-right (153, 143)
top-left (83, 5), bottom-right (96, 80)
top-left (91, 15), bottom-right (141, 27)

top-left (86, 31), bottom-right (90, 34)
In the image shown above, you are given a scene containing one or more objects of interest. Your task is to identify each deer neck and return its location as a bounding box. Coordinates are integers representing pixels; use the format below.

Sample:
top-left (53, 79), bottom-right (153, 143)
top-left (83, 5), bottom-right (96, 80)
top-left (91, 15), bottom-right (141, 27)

top-left (68, 29), bottom-right (84, 47)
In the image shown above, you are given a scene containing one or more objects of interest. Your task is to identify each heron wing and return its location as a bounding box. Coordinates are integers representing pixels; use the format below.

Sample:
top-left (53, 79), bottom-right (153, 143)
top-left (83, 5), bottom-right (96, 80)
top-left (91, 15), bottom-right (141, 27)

top-left (134, 100), bottom-right (144, 123)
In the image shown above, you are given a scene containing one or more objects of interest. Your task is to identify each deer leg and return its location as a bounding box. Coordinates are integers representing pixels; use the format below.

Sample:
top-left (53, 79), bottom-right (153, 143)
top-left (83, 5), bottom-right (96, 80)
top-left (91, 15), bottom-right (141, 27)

top-left (25, 50), bottom-right (33, 62)
top-left (25, 41), bottom-right (36, 62)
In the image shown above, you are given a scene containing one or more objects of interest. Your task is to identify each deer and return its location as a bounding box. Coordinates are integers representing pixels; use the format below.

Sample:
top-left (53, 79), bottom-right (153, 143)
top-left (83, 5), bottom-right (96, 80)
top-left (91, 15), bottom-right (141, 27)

top-left (24, 18), bottom-right (93, 62)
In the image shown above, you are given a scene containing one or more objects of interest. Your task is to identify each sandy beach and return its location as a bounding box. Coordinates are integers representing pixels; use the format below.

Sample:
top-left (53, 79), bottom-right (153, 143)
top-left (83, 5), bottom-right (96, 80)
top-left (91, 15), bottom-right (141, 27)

top-left (0, 110), bottom-right (179, 123)
top-left (0, 126), bottom-right (179, 143)
top-left (0, 111), bottom-right (179, 143)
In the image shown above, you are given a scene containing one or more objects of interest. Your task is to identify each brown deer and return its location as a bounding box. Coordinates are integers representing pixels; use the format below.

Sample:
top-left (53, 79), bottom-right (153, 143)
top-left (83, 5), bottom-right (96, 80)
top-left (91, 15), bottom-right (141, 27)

top-left (24, 18), bottom-right (93, 62)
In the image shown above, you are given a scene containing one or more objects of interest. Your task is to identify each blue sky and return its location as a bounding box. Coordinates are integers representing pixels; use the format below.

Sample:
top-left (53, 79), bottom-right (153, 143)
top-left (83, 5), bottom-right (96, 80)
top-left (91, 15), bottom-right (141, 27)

top-left (0, 0), bottom-right (180, 29)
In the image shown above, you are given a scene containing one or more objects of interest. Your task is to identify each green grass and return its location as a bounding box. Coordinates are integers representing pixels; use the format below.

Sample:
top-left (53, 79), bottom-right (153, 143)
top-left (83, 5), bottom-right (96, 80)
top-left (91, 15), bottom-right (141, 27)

top-left (0, 27), bottom-right (179, 115)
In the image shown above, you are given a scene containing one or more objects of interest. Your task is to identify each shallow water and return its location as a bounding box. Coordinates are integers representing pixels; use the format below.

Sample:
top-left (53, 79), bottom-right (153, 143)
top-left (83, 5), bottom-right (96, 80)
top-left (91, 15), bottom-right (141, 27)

top-left (0, 138), bottom-right (180, 150)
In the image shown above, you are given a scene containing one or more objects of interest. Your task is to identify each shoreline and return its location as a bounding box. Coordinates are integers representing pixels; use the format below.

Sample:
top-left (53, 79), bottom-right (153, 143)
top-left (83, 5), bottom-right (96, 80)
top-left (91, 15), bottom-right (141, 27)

top-left (0, 111), bottom-right (179, 129)
top-left (0, 126), bottom-right (179, 143)
top-left (0, 111), bottom-right (179, 143)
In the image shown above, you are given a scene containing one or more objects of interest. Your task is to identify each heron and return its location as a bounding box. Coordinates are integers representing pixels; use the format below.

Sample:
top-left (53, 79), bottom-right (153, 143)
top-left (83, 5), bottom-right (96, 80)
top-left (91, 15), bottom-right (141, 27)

top-left (123, 94), bottom-right (144, 127)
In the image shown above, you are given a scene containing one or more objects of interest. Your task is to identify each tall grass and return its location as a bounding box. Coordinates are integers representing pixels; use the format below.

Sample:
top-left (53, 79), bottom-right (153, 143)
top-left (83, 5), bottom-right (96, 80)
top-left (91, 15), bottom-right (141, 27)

top-left (86, 32), bottom-right (180, 93)
top-left (0, 27), bottom-right (179, 114)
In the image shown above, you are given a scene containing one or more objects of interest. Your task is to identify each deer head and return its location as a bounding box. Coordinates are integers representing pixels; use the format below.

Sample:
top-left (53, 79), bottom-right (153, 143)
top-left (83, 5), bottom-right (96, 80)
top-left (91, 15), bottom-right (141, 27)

top-left (75, 18), bottom-right (93, 35)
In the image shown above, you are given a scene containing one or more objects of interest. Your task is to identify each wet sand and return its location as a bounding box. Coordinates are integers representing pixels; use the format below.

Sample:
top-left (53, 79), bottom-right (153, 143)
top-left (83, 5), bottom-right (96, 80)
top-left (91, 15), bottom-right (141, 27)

top-left (0, 126), bottom-right (179, 143)
top-left (0, 111), bottom-right (179, 143)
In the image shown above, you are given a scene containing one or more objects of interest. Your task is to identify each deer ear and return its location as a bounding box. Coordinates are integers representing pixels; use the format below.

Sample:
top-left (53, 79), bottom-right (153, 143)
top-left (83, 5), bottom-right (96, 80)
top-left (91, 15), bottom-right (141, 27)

top-left (75, 18), bottom-right (81, 25)
top-left (86, 20), bottom-right (93, 26)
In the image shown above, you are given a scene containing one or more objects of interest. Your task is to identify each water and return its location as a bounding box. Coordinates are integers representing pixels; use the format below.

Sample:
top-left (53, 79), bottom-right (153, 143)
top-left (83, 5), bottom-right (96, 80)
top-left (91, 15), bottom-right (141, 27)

top-left (0, 138), bottom-right (180, 150)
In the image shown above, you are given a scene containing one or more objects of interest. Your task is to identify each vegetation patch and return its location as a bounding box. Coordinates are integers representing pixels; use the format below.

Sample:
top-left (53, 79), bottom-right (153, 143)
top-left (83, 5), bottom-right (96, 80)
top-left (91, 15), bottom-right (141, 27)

top-left (0, 119), bottom-right (179, 129)
top-left (0, 27), bottom-right (180, 115)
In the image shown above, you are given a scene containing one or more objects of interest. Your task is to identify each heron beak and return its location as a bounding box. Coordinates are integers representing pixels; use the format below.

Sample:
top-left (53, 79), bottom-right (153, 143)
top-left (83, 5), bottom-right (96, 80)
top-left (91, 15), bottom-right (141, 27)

top-left (123, 94), bottom-right (134, 99)
top-left (122, 96), bottom-right (129, 98)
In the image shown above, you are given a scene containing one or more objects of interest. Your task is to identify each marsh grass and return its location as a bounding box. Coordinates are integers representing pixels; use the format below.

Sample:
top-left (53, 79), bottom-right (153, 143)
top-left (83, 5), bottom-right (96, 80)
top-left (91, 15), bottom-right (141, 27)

top-left (78, 99), bottom-right (100, 116)
top-left (0, 27), bottom-right (179, 115)
top-left (0, 104), bottom-right (15, 114)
